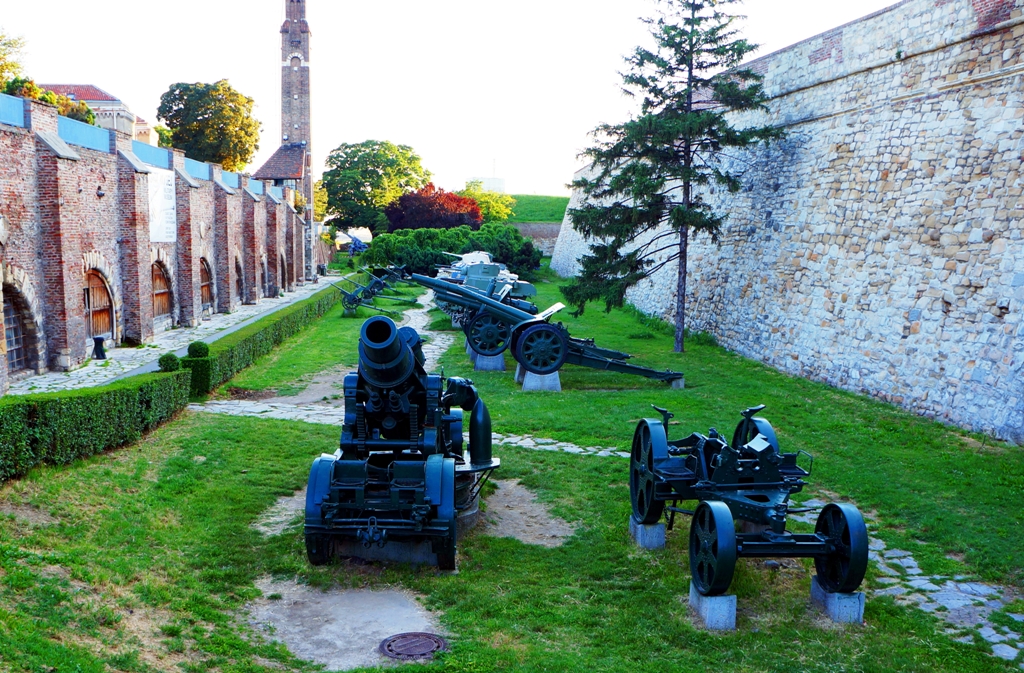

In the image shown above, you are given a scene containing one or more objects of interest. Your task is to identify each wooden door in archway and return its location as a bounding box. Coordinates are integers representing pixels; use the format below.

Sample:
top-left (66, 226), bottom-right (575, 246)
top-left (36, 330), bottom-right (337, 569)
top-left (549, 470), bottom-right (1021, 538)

top-left (200, 260), bottom-right (214, 308)
top-left (84, 271), bottom-right (113, 339)
top-left (152, 264), bottom-right (172, 319)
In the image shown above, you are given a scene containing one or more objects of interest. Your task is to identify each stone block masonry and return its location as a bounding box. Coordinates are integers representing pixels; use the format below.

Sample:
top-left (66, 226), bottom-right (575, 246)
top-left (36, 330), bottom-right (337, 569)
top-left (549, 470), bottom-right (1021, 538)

top-left (0, 96), bottom-right (308, 393)
top-left (553, 0), bottom-right (1024, 443)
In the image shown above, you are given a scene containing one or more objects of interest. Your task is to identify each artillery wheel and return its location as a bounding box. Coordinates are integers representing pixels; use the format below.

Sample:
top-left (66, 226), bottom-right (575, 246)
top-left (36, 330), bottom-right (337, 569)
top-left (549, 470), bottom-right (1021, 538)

top-left (514, 323), bottom-right (568, 376)
top-left (630, 421), bottom-right (665, 524)
top-left (814, 503), bottom-right (869, 593)
top-left (305, 533), bottom-right (333, 566)
top-left (689, 501), bottom-right (738, 596)
top-left (466, 312), bottom-right (512, 357)
top-left (341, 293), bottom-right (362, 312)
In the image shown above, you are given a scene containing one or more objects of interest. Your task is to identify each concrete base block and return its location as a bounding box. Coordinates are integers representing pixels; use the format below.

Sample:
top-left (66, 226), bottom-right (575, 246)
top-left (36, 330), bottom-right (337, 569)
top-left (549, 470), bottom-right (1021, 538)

top-left (474, 353), bottom-right (507, 372)
top-left (522, 371), bottom-right (562, 392)
top-left (514, 363), bottom-right (526, 384)
top-left (465, 339), bottom-right (473, 356)
top-left (452, 318), bottom-right (462, 329)
top-left (671, 377), bottom-right (686, 390)
top-left (689, 582), bottom-right (737, 631)
top-left (629, 517), bottom-right (666, 550)
top-left (811, 577), bottom-right (865, 624)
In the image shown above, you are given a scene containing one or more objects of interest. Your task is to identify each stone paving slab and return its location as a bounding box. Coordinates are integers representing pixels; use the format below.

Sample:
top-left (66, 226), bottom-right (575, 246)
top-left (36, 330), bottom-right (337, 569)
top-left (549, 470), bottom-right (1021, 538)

top-left (9, 282), bottom-right (327, 395)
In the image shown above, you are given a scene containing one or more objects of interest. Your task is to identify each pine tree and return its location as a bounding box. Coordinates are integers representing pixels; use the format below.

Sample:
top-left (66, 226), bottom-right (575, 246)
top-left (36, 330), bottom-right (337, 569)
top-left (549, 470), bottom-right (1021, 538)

top-left (563, 0), bottom-right (781, 352)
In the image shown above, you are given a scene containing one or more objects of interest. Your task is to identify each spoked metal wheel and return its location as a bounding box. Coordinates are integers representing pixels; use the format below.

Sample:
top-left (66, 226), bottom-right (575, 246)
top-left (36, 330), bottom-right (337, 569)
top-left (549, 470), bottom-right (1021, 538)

top-left (630, 421), bottom-right (665, 524)
top-left (514, 324), bottom-right (568, 375)
top-left (467, 312), bottom-right (512, 356)
top-left (689, 501), bottom-right (738, 596)
top-left (814, 503), bottom-right (869, 593)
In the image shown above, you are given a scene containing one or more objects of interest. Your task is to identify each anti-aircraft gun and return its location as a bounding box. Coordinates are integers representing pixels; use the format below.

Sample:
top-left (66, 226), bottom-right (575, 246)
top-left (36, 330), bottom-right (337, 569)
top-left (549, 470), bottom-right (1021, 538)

top-left (305, 316), bottom-right (500, 569)
top-left (629, 405), bottom-right (869, 596)
top-left (340, 230), bottom-right (369, 257)
top-left (413, 274), bottom-right (684, 384)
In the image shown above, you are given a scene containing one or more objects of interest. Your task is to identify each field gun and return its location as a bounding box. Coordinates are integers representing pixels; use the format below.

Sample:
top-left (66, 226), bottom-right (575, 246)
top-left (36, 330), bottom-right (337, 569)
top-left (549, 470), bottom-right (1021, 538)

top-left (368, 265), bottom-right (415, 287)
top-left (630, 405), bottom-right (868, 596)
top-left (413, 274), bottom-right (684, 384)
top-left (304, 316), bottom-right (500, 569)
top-left (331, 276), bottom-right (416, 317)
top-left (340, 230), bottom-right (369, 257)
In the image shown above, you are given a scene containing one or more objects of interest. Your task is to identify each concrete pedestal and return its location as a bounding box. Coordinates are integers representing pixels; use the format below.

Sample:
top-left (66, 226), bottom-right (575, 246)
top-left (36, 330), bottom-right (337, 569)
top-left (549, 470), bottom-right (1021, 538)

top-left (474, 353), bottom-right (507, 372)
top-left (672, 377), bottom-right (686, 390)
top-left (629, 517), bottom-right (666, 550)
top-left (515, 363), bottom-right (526, 384)
top-left (688, 582), bottom-right (736, 631)
top-left (522, 371), bottom-right (562, 392)
top-left (811, 577), bottom-right (865, 624)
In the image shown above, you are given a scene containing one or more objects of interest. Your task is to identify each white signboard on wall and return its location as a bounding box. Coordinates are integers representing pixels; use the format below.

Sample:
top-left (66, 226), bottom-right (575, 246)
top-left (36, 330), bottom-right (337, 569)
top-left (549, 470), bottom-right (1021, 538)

top-left (148, 166), bottom-right (177, 243)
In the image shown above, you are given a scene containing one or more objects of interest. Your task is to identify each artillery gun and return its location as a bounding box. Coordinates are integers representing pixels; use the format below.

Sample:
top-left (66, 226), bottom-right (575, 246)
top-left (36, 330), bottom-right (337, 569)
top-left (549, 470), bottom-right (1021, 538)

top-left (630, 405), bottom-right (868, 596)
top-left (304, 316), bottom-right (500, 569)
top-left (340, 229), bottom-right (369, 257)
top-left (433, 252), bottom-right (537, 325)
top-left (368, 265), bottom-right (415, 287)
top-left (413, 274), bottom-right (684, 384)
top-left (332, 276), bottom-right (417, 317)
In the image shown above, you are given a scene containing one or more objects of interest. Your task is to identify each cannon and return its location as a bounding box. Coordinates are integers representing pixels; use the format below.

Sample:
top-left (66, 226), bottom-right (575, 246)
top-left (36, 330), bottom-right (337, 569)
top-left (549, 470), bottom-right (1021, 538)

top-left (367, 265), bottom-right (415, 287)
top-left (630, 405), bottom-right (868, 596)
top-left (332, 276), bottom-right (417, 317)
top-left (413, 274), bottom-right (684, 384)
top-left (340, 229), bottom-right (369, 257)
top-left (304, 316), bottom-right (500, 569)
top-left (437, 252), bottom-right (537, 301)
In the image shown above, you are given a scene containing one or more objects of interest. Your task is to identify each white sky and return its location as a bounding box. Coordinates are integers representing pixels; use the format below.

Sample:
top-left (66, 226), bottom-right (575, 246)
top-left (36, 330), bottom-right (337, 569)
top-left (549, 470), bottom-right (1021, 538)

top-left (4, 0), bottom-right (898, 196)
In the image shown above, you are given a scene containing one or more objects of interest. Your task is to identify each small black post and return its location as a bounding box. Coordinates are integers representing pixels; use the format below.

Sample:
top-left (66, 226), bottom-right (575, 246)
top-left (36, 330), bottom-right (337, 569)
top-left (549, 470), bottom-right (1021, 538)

top-left (93, 336), bottom-right (107, 360)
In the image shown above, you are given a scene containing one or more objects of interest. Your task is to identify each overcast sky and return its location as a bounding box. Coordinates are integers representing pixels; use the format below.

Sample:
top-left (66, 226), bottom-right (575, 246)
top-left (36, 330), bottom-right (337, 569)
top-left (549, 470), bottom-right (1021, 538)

top-left (4, 0), bottom-right (898, 196)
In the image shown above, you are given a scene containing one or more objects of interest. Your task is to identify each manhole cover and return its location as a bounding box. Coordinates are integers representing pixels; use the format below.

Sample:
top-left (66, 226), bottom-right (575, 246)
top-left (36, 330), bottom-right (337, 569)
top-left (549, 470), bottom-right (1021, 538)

top-left (379, 632), bottom-right (449, 660)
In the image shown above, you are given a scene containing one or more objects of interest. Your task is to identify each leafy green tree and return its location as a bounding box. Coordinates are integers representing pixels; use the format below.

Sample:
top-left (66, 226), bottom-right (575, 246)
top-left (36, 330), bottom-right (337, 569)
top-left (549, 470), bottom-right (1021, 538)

top-left (157, 80), bottom-right (261, 171)
top-left (154, 125), bottom-right (174, 148)
top-left (563, 0), bottom-right (781, 352)
top-left (458, 180), bottom-right (517, 223)
top-left (0, 30), bottom-right (25, 86)
top-left (313, 180), bottom-right (328, 223)
top-left (321, 140), bottom-right (431, 233)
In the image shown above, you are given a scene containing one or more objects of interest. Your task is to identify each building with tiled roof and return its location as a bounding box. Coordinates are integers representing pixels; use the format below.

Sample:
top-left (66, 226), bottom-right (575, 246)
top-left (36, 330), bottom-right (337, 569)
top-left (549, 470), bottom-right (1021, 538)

top-left (39, 83), bottom-right (156, 145)
top-left (253, 142), bottom-right (307, 182)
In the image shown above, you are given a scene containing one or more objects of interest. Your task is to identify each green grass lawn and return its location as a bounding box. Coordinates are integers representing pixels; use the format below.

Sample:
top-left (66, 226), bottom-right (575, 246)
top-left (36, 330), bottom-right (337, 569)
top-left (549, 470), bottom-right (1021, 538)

top-left (226, 283), bottom-right (424, 396)
top-left (508, 195), bottom-right (570, 223)
top-left (0, 413), bottom-right (1013, 672)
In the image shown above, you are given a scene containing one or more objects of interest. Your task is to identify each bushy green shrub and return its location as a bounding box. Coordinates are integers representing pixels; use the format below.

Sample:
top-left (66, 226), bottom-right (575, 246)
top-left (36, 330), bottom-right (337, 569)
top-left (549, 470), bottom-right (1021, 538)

top-left (183, 287), bottom-right (343, 396)
top-left (0, 371), bottom-right (190, 483)
top-left (361, 223), bottom-right (542, 277)
top-left (158, 353), bottom-right (181, 372)
top-left (187, 341), bottom-right (210, 358)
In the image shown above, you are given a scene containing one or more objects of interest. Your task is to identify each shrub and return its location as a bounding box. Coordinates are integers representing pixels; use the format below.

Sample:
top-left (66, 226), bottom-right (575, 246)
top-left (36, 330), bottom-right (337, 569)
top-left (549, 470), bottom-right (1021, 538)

top-left (362, 223), bottom-right (542, 277)
top-left (158, 353), bottom-right (181, 372)
top-left (0, 371), bottom-right (190, 483)
top-left (187, 341), bottom-right (210, 358)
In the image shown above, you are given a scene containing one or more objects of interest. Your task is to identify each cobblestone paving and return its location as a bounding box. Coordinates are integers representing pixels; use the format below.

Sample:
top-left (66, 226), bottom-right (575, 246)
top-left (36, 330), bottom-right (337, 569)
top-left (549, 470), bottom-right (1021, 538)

top-left (9, 282), bottom-right (328, 395)
top-left (190, 293), bottom-right (1022, 663)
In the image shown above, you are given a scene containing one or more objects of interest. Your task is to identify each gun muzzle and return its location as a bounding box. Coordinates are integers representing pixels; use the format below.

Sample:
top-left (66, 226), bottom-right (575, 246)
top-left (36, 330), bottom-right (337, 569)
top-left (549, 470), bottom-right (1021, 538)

top-left (359, 316), bottom-right (415, 387)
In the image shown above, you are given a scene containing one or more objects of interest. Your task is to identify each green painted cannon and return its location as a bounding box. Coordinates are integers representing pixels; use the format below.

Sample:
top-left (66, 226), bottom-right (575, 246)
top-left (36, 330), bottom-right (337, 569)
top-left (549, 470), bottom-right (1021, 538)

top-left (304, 316), bottom-right (499, 569)
top-left (413, 274), bottom-right (683, 384)
top-left (630, 405), bottom-right (869, 596)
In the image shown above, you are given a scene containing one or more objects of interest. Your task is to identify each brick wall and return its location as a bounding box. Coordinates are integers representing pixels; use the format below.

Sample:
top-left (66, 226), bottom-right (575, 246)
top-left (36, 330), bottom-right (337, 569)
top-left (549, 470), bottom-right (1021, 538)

top-left (0, 96), bottom-right (300, 393)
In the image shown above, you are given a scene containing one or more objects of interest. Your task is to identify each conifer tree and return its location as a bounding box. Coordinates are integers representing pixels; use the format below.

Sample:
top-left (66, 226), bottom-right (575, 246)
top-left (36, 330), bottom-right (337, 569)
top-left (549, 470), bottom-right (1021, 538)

top-left (563, 0), bottom-right (781, 352)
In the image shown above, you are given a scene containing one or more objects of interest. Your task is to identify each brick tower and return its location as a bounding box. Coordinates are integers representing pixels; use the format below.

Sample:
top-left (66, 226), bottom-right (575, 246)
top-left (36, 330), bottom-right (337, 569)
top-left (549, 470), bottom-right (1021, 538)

top-left (256, 0), bottom-right (314, 278)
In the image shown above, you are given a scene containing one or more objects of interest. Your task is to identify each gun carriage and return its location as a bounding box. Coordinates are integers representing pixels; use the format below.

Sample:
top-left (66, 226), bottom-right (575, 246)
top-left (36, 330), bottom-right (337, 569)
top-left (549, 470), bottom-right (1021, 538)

top-left (630, 405), bottom-right (868, 596)
top-left (305, 316), bottom-right (500, 569)
top-left (433, 252), bottom-right (537, 326)
top-left (332, 275), bottom-right (418, 317)
top-left (414, 274), bottom-right (683, 384)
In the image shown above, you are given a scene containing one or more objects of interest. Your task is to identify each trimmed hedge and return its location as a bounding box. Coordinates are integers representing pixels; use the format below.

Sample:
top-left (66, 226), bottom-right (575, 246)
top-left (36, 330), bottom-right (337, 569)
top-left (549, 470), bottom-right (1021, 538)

top-left (183, 286), bottom-right (344, 396)
top-left (0, 370), bottom-right (190, 483)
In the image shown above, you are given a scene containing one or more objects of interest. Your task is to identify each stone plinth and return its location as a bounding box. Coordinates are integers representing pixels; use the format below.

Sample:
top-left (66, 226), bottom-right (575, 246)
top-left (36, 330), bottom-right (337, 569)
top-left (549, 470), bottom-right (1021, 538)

top-left (474, 354), bottom-right (506, 372)
top-left (628, 517), bottom-right (665, 550)
top-left (689, 582), bottom-right (736, 631)
top-left (522, 371), bottom-right (562, 392)
top-left (811, 577), bottom-right (865, 624)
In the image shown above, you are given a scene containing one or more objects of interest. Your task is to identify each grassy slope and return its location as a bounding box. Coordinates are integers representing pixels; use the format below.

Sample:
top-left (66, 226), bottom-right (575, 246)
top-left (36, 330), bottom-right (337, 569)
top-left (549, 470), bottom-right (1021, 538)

top-left (439, 267), bottom-right (1024, 586)
top-left (508, 195), bottom-right (570, 223)
top-left (0, 414), bottom-right (1011, 673)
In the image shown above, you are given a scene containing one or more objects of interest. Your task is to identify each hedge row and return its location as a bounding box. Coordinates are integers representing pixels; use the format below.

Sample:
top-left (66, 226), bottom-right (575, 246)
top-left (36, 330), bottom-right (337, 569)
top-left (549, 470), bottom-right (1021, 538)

top-left (183, 285), bottom-right (344, 396)
top-left (0, 370), bottom-right (190, 483)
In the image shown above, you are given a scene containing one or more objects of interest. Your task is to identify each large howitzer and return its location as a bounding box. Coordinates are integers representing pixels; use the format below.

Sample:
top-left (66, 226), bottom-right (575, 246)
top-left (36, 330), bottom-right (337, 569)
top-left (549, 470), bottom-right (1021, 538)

top-left (630, 405), bottom-right (868, 596)
top-left (305, 316), bottom-right (500, 569)
top-left (413, 274), bottom-right (684, 384)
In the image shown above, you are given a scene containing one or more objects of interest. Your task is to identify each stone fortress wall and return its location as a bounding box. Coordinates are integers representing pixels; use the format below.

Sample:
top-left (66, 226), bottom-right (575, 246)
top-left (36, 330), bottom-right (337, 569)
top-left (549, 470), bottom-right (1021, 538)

top-left (0, 96), bottom-right (308, 394)
top-left (552, 0), bottom-right (1024, 442)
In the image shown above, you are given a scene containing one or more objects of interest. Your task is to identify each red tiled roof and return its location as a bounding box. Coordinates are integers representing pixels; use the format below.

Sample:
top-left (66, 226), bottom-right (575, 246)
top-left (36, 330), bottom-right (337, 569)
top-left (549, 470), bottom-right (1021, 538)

top-left (38, 84), bottom-right (120, 102)
top-left (254, 143), bottom-right (307, 180)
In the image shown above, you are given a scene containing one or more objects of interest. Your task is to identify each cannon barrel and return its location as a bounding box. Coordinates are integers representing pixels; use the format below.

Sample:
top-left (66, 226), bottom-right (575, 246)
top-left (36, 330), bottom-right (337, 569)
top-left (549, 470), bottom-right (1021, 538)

top-left (413, 274), bottom-right (535, 324)
top-left (358, 316), bottom-right (417, 387)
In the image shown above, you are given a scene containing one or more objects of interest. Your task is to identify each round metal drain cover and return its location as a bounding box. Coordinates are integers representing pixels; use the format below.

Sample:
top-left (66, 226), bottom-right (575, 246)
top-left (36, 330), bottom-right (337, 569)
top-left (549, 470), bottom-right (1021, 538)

top-left (379, 632), bottom-right (449, 660)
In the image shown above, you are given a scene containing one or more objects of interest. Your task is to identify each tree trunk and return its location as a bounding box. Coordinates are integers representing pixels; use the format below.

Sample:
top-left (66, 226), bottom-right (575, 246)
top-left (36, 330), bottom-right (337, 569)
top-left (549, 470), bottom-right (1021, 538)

top-left (674, 226), bottom-right (689, 353)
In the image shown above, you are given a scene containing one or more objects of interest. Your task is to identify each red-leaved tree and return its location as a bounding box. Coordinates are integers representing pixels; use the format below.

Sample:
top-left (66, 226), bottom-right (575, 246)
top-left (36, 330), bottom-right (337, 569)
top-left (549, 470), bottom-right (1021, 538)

top-left (385, 183), bottom-right (483, 232)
